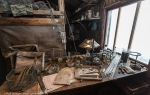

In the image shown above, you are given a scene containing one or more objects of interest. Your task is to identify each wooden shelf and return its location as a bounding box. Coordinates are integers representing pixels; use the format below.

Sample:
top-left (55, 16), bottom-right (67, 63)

top-left (0, 17), bottom-right (64, 26)
top-left (71, 18), bottom-right (100, 24)
top-left (70, 4), bottom-right (97, 18)
top-left (0, 10), bottom-right (64, 16)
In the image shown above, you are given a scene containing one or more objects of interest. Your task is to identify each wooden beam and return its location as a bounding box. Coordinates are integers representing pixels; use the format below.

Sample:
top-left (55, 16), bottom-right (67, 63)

top-left (0, 10), bottom-right (64, 16)
top-left (58, 0), bottom-right (65, 11)
top-left (0, 17), bottom-right (64, 26)
top-left (113, 8), bottom-right (121, 50)
top-left (33, 10), bottom-right (64, 16)
top-left (128, 1), bottom-right (141, 50)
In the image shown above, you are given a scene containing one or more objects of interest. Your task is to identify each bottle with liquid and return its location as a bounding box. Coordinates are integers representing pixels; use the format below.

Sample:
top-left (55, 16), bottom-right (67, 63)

top-left (121, 49), bottom-right (129, 63)
top-left (103, 45), bottom-right (107, 52)
top-left (121, 49), bottom-right (125, 61)
top-left (104, 50), bottom-right (112, 64)
top-left (58, 53), bottom-right (63, 66)
top-left (123, 50), bottom-right (130, 63)
top-left (113, 47), bottom-right (116, 58)
top-left (99, 50), bottom-right (103, 60)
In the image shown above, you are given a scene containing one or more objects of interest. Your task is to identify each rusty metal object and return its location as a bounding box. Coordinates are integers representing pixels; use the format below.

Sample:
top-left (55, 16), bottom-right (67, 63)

top-left (6, 66), bottom-right (37, 92)
top-left (37, 74), bottom-right (45, 93)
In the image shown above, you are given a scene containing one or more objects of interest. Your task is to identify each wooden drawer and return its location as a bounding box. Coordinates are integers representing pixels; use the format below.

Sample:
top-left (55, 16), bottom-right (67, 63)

top-left (115, 77), bottom-right (149, 95)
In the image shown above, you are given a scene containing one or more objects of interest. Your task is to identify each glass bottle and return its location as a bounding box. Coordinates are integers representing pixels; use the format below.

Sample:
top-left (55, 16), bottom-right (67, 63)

top-left (103, 45), bottom-right (108, 52)
top-left (99, 50), bottom-right (103, 60)
top-left (113, 47), bottom-right (117, 58)
top-left (58, 53), bottom-right (63, 66)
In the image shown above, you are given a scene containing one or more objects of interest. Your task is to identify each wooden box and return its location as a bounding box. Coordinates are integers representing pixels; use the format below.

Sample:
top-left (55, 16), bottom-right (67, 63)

top-left (115, 77), bottom-right (149, 95)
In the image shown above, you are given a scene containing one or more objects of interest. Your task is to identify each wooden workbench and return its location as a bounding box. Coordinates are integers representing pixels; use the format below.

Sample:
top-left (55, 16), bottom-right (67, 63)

top-left (0, 61), bottom-right (147, 95)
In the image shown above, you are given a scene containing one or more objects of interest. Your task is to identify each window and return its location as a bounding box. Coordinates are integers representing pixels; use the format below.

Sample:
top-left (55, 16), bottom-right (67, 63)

top-left (106, 0), bottom-right (150, 64)
top-left (106, 9), bottom-right (118, 50)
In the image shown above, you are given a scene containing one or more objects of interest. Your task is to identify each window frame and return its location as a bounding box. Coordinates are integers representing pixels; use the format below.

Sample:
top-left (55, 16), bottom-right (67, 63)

top-left (104, 1), bottom-right (149, 65)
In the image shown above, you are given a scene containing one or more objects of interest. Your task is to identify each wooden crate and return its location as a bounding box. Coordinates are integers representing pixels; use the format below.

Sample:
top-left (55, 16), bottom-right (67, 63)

top-left (115, 77), bottom-right (149, 95)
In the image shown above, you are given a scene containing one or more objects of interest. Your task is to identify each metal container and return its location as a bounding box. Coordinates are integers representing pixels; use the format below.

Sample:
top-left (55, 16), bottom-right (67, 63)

top-left (87, 10), bottom-right (92, 19)
top-left (6, 66), bottom-right (37, 92)
top-left (121, 50), bottom-right (129, 63)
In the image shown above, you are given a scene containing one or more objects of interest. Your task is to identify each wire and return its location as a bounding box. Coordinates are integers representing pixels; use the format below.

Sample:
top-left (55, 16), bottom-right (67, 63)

top-left (45, 0), bottom-right (67, 53)
top-left (77, 22), bottom-right (88, 32)
top-left (45, 0), bottom-right (62, 32)
top-left (65, 11), bottom-right (77, 53)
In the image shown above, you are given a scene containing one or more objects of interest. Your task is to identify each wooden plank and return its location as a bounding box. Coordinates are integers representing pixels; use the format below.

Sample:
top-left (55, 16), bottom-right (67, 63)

top-left (0, 10), bottom-right (64, 16)
top-left (58, 0), bottom-right (65, 12)
top-left (0, 17), bottom-right (64, 26)
top-left (33, 10), bottom-right (64, 16)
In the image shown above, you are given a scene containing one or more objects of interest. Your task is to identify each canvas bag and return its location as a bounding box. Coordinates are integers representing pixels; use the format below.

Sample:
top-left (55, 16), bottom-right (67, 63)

top-left (9, 44), bottom-right (40, 52)
top-left (8, 44), bottom-right (40, 69)
top-left (15, 51), bottom-right (44, 73)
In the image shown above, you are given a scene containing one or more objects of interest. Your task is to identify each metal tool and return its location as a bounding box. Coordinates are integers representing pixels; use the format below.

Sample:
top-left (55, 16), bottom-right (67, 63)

top-left (119, 67), bottom-right (125, 74)
top-left (37, 74), bottom-right (45, 93)
top-left (34, 57), bottom-right (46, 93)
top-left (85, 72), bottom-right (99, 74)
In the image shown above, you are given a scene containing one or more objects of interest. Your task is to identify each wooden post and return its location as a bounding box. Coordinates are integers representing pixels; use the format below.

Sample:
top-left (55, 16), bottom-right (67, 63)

top-left (113, 7), bottom-right (121, 50)
top-left (58, 0), bottom-right (65, 19)
top-left (58, 0), bottom-right (66, 50)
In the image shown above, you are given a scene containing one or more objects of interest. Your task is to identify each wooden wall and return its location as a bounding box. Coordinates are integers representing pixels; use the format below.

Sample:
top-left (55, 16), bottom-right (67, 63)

top-left (0, 0), bottom-right (66, 85)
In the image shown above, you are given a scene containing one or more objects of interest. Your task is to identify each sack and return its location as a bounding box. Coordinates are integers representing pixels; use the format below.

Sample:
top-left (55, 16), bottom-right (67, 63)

top-left (10, 4), bottom-right (33, 16)
top-left (15, 51), bottom-right (44, 73)
top-left (33, 1), bottom-right (48, 10)
top-left (0, 0), bottom-right (11, 12)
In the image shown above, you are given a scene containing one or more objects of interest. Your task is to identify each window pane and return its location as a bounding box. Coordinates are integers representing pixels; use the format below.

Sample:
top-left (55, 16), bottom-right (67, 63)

top-left (115, 3), bottom-right (137, 52)
top-left (131, 0), bottom-right (150, 63)
top-left (107, 9), bottom-right (119, 49)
